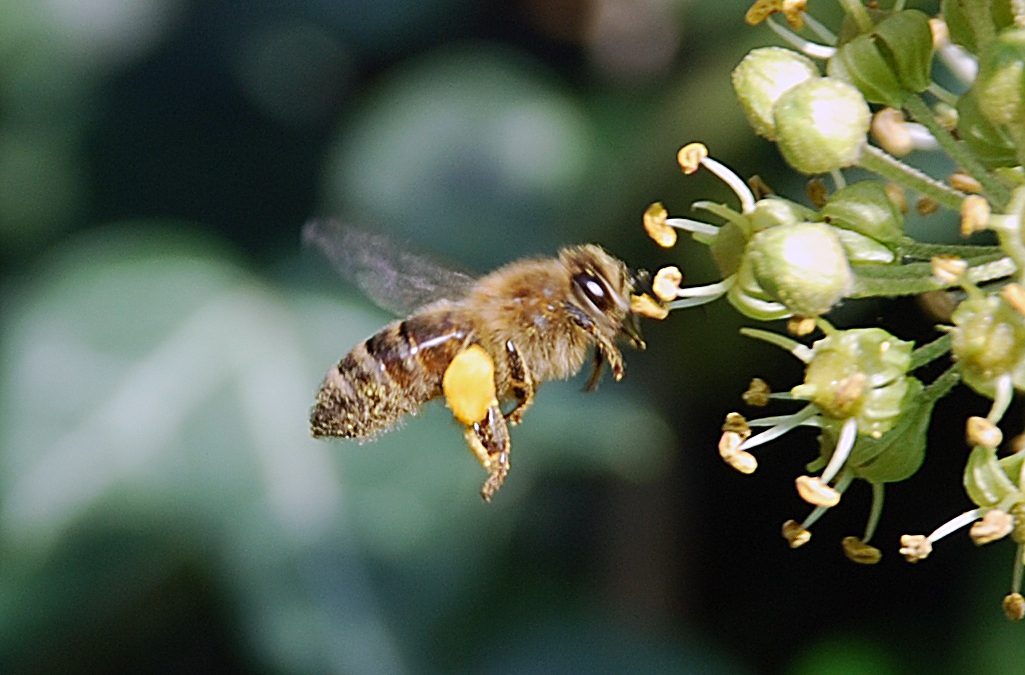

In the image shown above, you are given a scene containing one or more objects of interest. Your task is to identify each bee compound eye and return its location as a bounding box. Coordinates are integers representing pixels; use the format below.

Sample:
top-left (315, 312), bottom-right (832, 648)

top-left (573, 272), bottom-right (611, 311)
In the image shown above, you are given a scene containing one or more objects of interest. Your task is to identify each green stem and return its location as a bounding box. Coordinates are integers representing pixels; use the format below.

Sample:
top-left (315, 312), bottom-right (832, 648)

top-left (862, 482), bottom-right (885, 542)
top-left (900, 240), bottom-right (1004, 261)
top-left (903, 95), bottom-right (1011, 209)
top-left (849, 255), bottom-right (1016, 297)
top-left (739, 327), bottom-right (813, 362)
top-left (858, 145), bottom-right (965, 211)
top-left (923, 364), bottom-right (961, 403)
top-left (839, 0), bottom-right (874, 33)
top-left (1012, 543), bottom-right (1025, 595)
top-left (991, 186), bottom-right (1025, 285)
top-left (910, 333), bottom-right (952, 370)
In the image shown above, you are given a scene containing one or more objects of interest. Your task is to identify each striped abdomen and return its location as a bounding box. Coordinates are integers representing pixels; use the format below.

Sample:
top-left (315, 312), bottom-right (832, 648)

top-left (310, 309), bottom-right (470, 438)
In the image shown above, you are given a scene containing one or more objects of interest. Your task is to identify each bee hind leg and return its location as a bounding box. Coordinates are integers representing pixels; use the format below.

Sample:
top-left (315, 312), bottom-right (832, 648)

top-left (503, 339), bottom-right (535, 425)
top-left (464, 404), bottom-right (511, 503)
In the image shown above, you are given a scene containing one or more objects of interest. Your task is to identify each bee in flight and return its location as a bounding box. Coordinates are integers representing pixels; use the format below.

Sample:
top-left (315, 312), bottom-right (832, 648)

top-left (305, 220), bottom-right (661, 502)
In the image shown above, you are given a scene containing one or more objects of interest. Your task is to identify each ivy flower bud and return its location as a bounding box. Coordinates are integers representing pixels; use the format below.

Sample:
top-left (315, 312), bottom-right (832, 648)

top-left (732, 47), bottom-right (820, 140)
top-left (821, 181), bottom-right (904, 264)
top-left (827, 10), bottom-right (933, 107)
top-left (950, 293), bottom-right (1025, 397)
top-left (963, 444), bottom-right (1023, 509)
top-left (792, 328), bottom-right (912, 436)
top-left (746, 222), bottom-right (853, 317)
top-left (708, 197), bottom-right (813, 280)
top-left (748, 196), bottom-right (816, 232)
top-left (821, 181), bottom-right (904, 248)
top-left (773, 78), bottom-right (871, 174)
top-left (975, 27), bottom-right (1025, 129)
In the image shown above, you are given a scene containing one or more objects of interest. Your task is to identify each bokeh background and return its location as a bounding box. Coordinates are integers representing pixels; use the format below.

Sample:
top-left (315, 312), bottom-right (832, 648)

top-left (3, 0), bottom-right (1024, 672)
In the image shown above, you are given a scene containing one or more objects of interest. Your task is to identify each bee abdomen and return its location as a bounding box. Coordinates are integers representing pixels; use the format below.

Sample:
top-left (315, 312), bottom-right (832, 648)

top-left (310, 315), bottom-right (465, 438)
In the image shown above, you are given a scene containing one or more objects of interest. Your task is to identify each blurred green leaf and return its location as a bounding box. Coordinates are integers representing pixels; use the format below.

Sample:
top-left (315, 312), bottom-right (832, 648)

top-left (0, 222), bottom-right (678, 671)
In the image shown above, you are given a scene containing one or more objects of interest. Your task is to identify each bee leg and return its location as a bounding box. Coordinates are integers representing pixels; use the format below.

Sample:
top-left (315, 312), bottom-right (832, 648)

top-left (600, 340), bottom-right (625, 381)
top-left (503, 339), bottom-right (535, 425)
top-left (565, 303), bottom-right (625, 383)
top-left (463, 404), bottom-right (511, 502)
top-left (583, 349), bottom-right (605, 392)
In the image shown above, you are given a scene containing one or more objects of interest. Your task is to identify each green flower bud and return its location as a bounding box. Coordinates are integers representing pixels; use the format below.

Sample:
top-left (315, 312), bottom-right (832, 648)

top-left (748, 196), bottom-right (817, 232)
top-left (732, 47), bottom-right (820, 140)
top-left (817, 377), bottom-right (929, 483)
top-left (773, 78), bottom-right (871, 174)
top-left (827, 10), bottom-right (933, 106)
top-left (950, 293), bottom-right (1025, 397)
top-left (793, 328), bottom-right (913, 437)
top-left (821, 181), bottom-right (903, 264)
top-left (975, 27), bottom-right (1025, 128)
top-left (833, 229), bottom-right (896, 265)
top-left (728, 255), bottom-right (791, 321)
top-left (747, 222), bottom-right (853, 317)
top-left (709, 221), bottom-right (749, 278)
top-left (821, 181), bottom-right (904, 245)
top-left (957, 87), bottom-right (1018, 168)
top-left (964, 444), bottom-right (1023, 508)
top-left (709, 197), bottom-right (815, 278)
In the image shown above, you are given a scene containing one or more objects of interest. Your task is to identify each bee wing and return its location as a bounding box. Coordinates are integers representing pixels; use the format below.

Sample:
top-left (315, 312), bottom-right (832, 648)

top-left (303, 219), bottom-right (476, 315)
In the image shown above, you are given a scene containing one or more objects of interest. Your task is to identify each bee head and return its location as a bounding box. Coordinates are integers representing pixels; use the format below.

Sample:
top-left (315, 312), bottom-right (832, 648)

top-left (561, 245), bottom-right (645, 349)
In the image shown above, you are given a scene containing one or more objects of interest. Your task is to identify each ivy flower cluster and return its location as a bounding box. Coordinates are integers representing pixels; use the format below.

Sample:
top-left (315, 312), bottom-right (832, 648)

top-left (642, 0), bottom-right (1025, 620)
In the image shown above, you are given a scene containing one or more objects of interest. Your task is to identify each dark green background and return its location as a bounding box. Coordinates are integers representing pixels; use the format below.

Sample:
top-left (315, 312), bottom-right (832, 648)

top-left (1, 1), bottom-right (1019, 673)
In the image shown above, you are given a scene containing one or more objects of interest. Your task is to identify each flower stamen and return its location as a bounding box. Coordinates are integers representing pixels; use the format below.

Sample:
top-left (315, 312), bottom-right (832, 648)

top-left (677, 143), bottom-right (756, 213)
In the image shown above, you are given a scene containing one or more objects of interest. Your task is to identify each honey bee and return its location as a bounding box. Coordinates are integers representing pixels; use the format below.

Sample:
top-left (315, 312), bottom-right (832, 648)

top-left (305, 220), bottom-right (657, 502)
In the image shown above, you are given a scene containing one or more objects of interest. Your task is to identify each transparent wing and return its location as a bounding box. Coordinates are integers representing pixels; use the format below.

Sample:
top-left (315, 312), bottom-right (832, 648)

top-left (302, 219), bottom-right (476, 315)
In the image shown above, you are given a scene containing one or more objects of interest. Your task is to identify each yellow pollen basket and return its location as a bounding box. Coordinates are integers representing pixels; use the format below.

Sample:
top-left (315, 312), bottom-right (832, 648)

top-left (443, 345), bottom-right (498, 425)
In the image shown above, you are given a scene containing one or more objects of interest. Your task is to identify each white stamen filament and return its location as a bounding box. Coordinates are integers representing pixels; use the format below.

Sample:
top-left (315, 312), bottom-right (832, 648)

top-left (988, 373), bottom-right (1014, 424)
top-left (905, 122), bottom-right (940, 151)
top-left (928, 508), bottom-right (984, 542)
top-left (765, 17), bottom-right (837, 60)
top-left (738, 403), bottom-right (818, 450)
top-left (667, 277), bottom-right (735, 310)
top-left (666, 217), bottom-right (720, 237)
top-left (820, 417), bottom-right (858, 484)
top-left (699, 156), bottom-right (757, 214)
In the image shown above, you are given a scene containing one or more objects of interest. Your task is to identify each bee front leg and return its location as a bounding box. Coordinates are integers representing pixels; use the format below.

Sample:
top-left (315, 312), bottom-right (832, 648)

top-left (565, 303), bottom-right (625, 383)
top-left (463, 404), bottom-right (511, 502)
top-left (584, 349), bottom-right (605, 392)
top-left (504, 339), bottom-right (535, 425)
